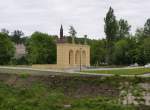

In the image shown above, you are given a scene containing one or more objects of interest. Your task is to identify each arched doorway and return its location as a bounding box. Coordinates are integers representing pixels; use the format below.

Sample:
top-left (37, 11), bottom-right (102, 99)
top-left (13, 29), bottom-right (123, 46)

top-left (82, 51), bottom-right (86, 66)
top-left (69, 50), bottom-right (74, 65)
top-left (75, 50), bottom-right (80, 65)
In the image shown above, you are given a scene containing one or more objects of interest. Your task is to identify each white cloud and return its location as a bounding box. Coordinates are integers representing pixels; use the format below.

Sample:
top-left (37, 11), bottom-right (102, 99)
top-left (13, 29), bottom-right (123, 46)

top-left (0, 0), bottom-right (150, 39)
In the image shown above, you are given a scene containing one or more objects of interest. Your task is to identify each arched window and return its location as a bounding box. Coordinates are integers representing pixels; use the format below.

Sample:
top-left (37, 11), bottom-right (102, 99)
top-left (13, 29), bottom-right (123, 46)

top-left (82, 51), bottom-right (86, 66)
top-left (75, 50), bottom-right (80, 65)
top-left (69, 50), bottom-right (74, 65)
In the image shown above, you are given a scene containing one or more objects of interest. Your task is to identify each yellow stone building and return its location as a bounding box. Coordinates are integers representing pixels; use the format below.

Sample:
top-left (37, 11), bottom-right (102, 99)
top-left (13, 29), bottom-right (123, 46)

top-left (57, 43), bottom-right (90, 69)
top-left (32, 25), bottom-right (90, 69)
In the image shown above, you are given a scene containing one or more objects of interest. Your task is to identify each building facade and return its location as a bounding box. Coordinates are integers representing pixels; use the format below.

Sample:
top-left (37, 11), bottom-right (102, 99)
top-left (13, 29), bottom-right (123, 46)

top-left (32, 25), bottom-right (90, 69)
top-left (15, 44), bottom-right (26, 59)
top-left (57, 43), bottom-right (90, 68)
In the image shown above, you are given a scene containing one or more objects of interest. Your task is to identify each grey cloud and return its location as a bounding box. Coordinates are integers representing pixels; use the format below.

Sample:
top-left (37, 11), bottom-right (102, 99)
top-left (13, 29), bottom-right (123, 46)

top-left (0, 0), bottom-right (150, 39)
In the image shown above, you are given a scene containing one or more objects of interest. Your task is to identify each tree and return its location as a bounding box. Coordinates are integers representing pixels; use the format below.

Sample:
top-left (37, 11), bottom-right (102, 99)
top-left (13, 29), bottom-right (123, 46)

top-left (69, 26), bottom-right (77, 43)
top-left (112, 37), bottom-right (137, 65)
top-left (26, 32), bottom-right (56, 64)
top-left (135, 28), bottom-right (145, 42)
top-left (113, 39), bottom-right (129, 65)
top-left (135, 19), bottom-right (150, 42)
top-left (0, 33), bottom-right (15, 65)
top-left (90, 39), bottom-right (106, 65)
top-left (1, 28), bottom-right (9, 35)
top-left (104, 7), bottom-right (118, 41)
top-left (118, 19), bottom-right (131, 40)
top-left (144, 18), bottom-right (150, 37)
top-left (136, 38), bottom-right (150, 65)
top-left (11, 30), bottom-right (24, 44)
top-left (104, 7), bottom-right (118, 64)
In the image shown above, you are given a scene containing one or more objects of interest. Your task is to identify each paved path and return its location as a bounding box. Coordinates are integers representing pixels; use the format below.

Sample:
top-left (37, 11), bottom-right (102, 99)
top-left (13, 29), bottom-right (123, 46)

top-left (0, 66), bottom-right (149, 77)
top-left (0, 66), bottom-right (114, 77)
top-left (84, 66), bottom-right (144, 71)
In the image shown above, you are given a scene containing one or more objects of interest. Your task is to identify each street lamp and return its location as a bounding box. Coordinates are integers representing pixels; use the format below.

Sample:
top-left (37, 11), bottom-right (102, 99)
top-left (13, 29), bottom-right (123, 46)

top-left (80, 47), bottom-right (82, 72)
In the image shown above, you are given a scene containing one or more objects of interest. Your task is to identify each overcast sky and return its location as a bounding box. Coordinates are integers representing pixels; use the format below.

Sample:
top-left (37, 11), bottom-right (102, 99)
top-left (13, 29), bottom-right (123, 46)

top-left (0, 0), bottom-right (150, 39)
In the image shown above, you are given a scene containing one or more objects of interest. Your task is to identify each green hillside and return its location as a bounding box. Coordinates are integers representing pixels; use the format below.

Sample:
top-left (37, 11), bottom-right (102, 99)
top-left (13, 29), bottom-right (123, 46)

top-left (0, 82), bottom-right (135, 110)
top-left (0, 73), bottom-right (149, 110)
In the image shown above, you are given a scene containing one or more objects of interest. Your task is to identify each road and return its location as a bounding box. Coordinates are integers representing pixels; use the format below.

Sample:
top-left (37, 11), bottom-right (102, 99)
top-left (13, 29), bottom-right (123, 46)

top-left (0, 66), bottom-right (149, 77)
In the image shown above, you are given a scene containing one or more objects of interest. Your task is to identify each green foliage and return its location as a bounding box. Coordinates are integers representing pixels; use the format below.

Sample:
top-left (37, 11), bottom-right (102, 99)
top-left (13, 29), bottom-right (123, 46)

top-left (0, 82), bottom-right (136, 110)
top-left (69, 26), bottom-right (77, 37)
top-left (104, 7), bottom-right (119, 64)
top-left (83, 68), bottom-right (150, 75)
top-left (113, 39), bottom-right (129, 65)
top-left (71, 97), bottom-right (134, 110)
top-left (11, 30), bottom-right (25, 44)
top-left (113, 37), bottom-right (137, 65)
top-left (135, 28), bottom-right (146, 42)
top-left (16, 56), bottom-right (29, 65)
top-left (26, 32), bottom-right (56, 64)
top-left (104, 7), bottom-right (118, 41)
top-left (144, 18), bottom-right (150, 37)
top-left (90, 39), bottom-right (106, 65)
top-left (0, 33), bottom-right (15, 65)
top-left (136, 38), bottom-right (150, 65)
top-left (19, 73), bottom-right (30, 79)
top-left (1, 28), bottom-right (9, 35)
top-left (0, 83), bottom-right (65, 110)
top-left (118, 19), bottom-right (131, 40)
top-left (142, 38), bottom-right (150, 63)
top-left (68, 26), bottom-right (77, 43)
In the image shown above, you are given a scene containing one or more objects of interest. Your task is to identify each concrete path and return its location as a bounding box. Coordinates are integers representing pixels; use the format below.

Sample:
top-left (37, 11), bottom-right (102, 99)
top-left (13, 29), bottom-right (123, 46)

top-left (0, 66), bottom-right (149, 77)
top-left (84, 66), bottom-right (144, 71)
top-left (0, 66), bottom-right (113, 77)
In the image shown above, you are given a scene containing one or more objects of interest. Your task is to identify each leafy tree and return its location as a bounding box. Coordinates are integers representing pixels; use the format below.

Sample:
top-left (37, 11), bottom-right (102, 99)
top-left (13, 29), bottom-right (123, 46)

top-left (144, 18), bottom-right (150, 37)
top-left (69, 26), bottom-right (77, 37)
top-left (113, 37), bottom-right (137, 65)
top-left (136, 38), bottom-right (150, 65)
top-left (69, 26), bottom-right (77, 43)
top-left (113, 39), bottom-right (129, 65)
top-left (135, 19), bottom-right (150, 42)
top-left (136, 47), bottom-right (145, 65)
top-left (126, 37), bottom-right (138, 64)
top-left (1, 28), bottom-right (9, 35)
top-left (26, 32), bottom-right (56, 64)
top-left (0, 33), bottom-right (15, 65)
top-left (118, 19), bottom-right (131, 40)
top-left (11, 30), bottom-right (24, 44)
top-left (90, 39), bottom-right (106, 65)
top-left (104, 7), bottom-right (118, 64)
top-left (135, 28), bottom-right (145, 42)
top-left (104, 7), bottom-right (118, 41)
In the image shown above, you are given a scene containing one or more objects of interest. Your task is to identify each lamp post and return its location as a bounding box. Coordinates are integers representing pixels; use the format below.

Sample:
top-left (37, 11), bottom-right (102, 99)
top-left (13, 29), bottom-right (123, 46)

top-left (80, 47), bottom-right (82, 72)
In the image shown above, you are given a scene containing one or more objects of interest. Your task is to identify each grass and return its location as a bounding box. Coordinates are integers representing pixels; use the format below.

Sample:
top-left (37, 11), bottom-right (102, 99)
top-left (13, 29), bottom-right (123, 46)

top-left (0, 82), bottom-right (136, 110)
top-left (83, 68), bottom-right (150, 75)
top-left (0, 74), bottom-right (149, 110)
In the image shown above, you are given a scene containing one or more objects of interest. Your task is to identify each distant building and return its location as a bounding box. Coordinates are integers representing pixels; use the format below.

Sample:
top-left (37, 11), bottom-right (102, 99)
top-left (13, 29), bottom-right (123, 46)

top-left (15, 44), bottom-right (26, 59)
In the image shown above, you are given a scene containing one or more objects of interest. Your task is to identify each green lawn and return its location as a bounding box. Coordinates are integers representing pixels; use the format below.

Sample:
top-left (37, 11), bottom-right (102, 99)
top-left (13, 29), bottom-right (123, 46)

top-left (83, 68), bottom-right (150, 75)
